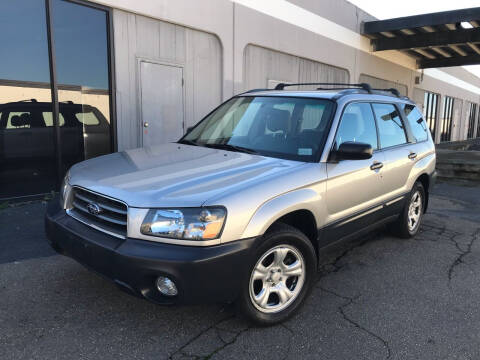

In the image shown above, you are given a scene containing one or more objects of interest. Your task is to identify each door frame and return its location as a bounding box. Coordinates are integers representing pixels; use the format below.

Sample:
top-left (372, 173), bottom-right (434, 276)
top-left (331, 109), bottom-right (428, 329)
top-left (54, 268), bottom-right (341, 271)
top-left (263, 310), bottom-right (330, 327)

top-left (136, 57), bottom-right (186, 148)
top-left (45, 0), bottom-right (116, 189)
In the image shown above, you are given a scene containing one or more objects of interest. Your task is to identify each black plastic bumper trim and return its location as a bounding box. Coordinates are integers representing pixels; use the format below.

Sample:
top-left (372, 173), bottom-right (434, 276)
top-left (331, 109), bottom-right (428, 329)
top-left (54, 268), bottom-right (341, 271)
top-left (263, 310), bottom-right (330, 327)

top-left (45, 197), bottom-right (258, 305)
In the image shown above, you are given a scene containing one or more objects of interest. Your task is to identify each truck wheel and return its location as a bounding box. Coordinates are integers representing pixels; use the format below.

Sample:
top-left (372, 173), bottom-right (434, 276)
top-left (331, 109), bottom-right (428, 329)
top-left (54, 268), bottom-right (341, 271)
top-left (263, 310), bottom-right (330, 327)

top-left (391, 181), bottom-right (425, 238)
top-left (237, 223), bottom-right (317, 326)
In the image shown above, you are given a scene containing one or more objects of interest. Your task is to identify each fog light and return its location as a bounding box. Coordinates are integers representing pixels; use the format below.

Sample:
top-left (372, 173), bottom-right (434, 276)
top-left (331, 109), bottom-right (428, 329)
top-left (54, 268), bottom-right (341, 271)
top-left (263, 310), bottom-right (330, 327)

top-left (156, 276), bottom-right (178, 296)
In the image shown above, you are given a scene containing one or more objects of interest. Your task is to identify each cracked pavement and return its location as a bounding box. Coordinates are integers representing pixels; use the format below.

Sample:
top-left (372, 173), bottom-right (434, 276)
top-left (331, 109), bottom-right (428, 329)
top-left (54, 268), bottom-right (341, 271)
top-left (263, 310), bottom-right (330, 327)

top-left (1, 181), bottom-right (480, 359)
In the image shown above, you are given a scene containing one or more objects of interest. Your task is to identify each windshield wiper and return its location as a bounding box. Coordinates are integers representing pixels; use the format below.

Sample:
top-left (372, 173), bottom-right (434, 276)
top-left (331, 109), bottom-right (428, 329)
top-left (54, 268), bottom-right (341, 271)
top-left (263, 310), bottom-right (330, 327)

top-left (204, 143), bottom-right (258, 154)
top-left (178, 139), bottom-right (199, 146)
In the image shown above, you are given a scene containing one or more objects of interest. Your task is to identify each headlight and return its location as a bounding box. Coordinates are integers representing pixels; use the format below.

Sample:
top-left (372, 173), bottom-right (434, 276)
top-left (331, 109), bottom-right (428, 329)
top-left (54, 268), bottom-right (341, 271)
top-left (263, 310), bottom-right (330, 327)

top-left (140, 207), bottom-right (226, 240)
top-left (59, 171), bottom-right (71, 208)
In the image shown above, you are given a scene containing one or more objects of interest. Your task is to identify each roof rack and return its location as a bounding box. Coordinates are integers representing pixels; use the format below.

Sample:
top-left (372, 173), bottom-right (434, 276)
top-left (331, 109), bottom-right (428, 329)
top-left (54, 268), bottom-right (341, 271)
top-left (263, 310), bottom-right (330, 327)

top-left (16, 99), bottom-right (38, 103)
top-left (371, 88), bottom-right (401, 97)
top-left (274, 82), bottom-right (372, 92)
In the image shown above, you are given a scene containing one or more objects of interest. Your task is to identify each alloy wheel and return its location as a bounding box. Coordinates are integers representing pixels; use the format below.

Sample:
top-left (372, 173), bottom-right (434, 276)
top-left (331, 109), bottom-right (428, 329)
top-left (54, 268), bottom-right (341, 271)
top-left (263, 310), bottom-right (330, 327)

top-left (407, 190), bottom-right (422, 232)
top-left (249, 245), bottom-right (305, 313)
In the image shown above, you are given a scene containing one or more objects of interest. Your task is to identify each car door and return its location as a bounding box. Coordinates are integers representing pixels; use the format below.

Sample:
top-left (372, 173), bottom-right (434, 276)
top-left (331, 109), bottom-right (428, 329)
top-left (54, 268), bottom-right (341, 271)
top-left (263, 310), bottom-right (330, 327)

top-left (401, 103), bottom-right (431, 160)
top-left (325, 102), bottom-right (386, 242)
top-left (371, 103), bottom-right (415, 202)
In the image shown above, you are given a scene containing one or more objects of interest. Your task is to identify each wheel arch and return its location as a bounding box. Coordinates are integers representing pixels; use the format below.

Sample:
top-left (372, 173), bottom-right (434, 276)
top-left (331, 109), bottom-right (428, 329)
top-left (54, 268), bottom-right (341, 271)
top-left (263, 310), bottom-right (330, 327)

top-left (415, 173), bottom-right (430, 213)
top-left (241, 188), bottom-right (323, 257)
top-left (266, 210), bottom-right (319, 256)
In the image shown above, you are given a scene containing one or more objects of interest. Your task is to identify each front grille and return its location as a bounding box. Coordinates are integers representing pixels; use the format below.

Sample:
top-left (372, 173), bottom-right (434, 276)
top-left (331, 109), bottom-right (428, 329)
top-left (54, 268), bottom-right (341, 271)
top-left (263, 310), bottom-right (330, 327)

top-left (67, 187), bottom-right (128, 239)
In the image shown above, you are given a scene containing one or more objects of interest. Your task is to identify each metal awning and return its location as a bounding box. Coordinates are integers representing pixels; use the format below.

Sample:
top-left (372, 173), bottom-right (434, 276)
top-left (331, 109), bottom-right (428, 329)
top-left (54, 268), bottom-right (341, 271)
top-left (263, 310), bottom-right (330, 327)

top-left (362, 7), bottom-right (480, 68)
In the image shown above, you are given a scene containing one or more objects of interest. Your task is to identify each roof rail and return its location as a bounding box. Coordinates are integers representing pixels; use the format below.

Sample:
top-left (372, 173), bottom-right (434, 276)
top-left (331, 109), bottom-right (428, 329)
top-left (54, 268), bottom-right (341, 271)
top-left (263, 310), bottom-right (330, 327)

top-left (238, 88), bottom-right (271, 95)
top-left (16, 98), bottom-right (38, 103)
top-left (372, 88), bottom-right (401, 97)
top-left (274, 82), bottom-right (372, 93)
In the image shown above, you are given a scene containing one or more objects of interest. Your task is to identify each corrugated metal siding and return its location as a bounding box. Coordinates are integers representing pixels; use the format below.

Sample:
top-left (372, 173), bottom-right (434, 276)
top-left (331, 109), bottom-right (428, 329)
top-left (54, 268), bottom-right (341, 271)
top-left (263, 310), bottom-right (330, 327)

top-left (412, 88), bottom-right (426, 109)
top-left (113, 10), bottom-right (222, 150)
top-left (359, 74), bottom-right (408, 96)
top-left (244, 45), bottom-right (349, 91)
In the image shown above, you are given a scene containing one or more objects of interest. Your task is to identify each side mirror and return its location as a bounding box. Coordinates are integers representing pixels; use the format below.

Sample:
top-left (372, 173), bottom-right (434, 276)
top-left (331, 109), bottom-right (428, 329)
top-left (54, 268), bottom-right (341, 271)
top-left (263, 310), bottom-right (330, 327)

top-left (332, 141), bottom-right (373, 161)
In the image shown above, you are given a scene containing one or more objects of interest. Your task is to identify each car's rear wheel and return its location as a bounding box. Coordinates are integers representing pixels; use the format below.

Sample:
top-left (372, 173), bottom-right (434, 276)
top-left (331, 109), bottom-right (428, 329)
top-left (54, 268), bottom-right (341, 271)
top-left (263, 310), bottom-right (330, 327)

top-left (391, 181), bottom-right (425, 238)
top-left (237, 223), bottom-right (317, 326)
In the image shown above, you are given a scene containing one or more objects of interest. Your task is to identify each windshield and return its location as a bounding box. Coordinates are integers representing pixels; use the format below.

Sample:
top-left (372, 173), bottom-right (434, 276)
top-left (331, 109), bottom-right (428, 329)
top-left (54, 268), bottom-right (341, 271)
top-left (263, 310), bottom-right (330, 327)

top-left (180, 96), bottom-right (335, 162)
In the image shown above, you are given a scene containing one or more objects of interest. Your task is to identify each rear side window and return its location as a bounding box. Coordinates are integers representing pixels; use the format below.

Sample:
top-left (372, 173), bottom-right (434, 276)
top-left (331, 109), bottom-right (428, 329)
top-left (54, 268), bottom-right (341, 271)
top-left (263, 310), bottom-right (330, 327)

top-left (403, 104), bottom-right (428, 142)
top-left (372, 103), bottom-right (407, 148)
top-left (75, 111), bottom-right (100, 125)
top-left (335, 102), bottom-right (378, 150)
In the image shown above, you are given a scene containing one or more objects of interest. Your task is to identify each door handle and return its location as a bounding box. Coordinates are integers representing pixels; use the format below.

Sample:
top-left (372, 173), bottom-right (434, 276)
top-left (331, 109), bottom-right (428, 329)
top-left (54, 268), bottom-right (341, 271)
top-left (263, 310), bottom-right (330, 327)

top-left (143, 122), bottom-right (149, 128)
top-left (370, 162), bottom-right (383, 171)
top-left (408, 152), bottom-right (417, 160)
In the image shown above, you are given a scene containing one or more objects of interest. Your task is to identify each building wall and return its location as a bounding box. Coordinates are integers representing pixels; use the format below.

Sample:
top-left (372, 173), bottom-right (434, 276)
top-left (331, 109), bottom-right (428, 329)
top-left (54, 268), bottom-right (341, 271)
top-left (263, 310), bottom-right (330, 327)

top-left (358, 74), bottom-right (408, 96)
top-left (92, 0), bottom-right (480, 149)
top-left (113, 10), bottom-right (222, 150)
top-left (243, 45), bottom-right (349, 90)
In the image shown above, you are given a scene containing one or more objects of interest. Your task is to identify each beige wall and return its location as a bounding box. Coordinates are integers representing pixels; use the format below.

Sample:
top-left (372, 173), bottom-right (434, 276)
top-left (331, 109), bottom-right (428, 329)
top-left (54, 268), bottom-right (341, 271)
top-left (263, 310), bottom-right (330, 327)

top-left (113, 10), bottom-right (222, 150)
top-left (88, 0), bottom-right (480, 146)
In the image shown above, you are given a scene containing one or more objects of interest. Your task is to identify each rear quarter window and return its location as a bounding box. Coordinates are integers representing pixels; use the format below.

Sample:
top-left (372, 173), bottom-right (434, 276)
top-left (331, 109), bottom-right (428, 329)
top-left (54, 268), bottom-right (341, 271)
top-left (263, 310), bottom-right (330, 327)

top-left (75, 111), bottom-right (100, 125)
top-left (403, 104), bottom-right (428, 142)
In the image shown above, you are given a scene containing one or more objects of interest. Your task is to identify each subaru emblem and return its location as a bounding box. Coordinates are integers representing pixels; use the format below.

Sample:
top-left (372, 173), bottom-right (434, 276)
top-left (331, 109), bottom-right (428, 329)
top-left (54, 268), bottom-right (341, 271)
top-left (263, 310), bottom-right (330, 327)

top-left (87, 202), bottom-right (101, 216)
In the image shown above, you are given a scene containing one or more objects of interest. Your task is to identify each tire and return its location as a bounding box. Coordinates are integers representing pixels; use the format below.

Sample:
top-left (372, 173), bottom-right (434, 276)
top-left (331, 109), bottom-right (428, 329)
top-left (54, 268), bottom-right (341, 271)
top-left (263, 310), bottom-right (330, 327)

top-left (236, 223), bottom-right (317, 326)
top-left (390, 181), bottom-right (425, 238)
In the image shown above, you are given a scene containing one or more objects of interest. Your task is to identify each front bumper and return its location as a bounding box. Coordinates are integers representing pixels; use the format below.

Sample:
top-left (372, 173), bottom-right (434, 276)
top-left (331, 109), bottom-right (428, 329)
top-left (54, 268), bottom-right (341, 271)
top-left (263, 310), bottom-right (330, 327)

top-left (45, 198), bottom-right (257, 305)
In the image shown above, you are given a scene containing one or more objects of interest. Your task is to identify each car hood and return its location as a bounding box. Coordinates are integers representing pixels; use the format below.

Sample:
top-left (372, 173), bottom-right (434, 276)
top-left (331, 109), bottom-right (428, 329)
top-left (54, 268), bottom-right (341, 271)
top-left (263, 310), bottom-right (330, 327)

top-left (69, 143), bottom-right (307, 208)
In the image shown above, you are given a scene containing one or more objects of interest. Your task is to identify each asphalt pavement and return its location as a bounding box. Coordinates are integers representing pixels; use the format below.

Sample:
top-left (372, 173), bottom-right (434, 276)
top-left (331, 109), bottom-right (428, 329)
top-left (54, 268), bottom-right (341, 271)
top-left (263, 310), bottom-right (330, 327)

top-left (1, 181), bottom-right (480, 359)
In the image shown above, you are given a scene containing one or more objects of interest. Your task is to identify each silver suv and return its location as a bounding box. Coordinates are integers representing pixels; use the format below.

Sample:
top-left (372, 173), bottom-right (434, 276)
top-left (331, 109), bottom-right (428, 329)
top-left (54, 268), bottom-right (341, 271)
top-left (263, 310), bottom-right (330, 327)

top-left (45, 83), bottom-right (436, 325)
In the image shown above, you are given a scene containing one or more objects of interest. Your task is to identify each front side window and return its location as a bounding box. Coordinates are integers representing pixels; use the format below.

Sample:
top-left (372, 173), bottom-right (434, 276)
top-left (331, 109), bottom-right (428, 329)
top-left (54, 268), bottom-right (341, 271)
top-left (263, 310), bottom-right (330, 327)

top-left (403, 104), bottom-right (428, 142)
top-left (334, 102), bottom-right (378, 150)
top-left (181, 96), bottom-right (335, 162)
top-left (372, 103), bottom-right (407, 148)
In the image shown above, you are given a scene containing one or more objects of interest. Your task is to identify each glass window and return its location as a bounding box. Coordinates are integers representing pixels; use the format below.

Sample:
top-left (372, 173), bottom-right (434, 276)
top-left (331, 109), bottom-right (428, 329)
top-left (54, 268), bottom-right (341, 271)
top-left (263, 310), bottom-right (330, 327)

top-left (0, 1), bottom-right (50, 83)
top-left (422, 91), bottom-right (439, 137)
top-left (372, 103), bottom-right (407, 148)
top-left (0, 0), bottom-right (56, 199)
top-left (43, 112), bottom-right (65, 127)
top-left (75, 111), bottom-right (100, 126)
top-left (0, 0), bottom-right (113, 200)
top-left (182, 96), bottom-right (335, 162)
top-left (467, 102), bottom-right (477, 139)
top-left (53, 0), bottom-right (112, 171)
top-left (441, 96), bottom-right (455, 142)
top-left (300, 104), bottom-right (325, 131)
top-left (7, 112), bottom-right (32, 129)
top-left (335, 103), bottom-right (378, 150)
top-left (403, 104), bottom-right (428, 142)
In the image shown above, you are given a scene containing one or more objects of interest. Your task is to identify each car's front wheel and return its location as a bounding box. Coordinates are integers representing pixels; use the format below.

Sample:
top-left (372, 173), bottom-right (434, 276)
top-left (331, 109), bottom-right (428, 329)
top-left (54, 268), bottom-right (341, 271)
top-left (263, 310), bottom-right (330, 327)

top-left (237, 223), bottom-right (317, 326)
